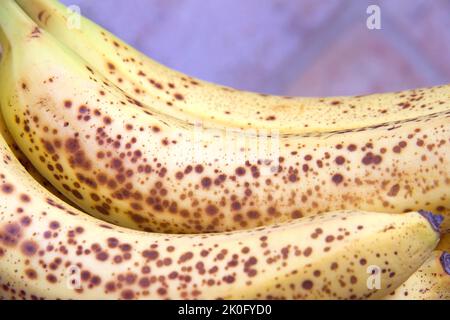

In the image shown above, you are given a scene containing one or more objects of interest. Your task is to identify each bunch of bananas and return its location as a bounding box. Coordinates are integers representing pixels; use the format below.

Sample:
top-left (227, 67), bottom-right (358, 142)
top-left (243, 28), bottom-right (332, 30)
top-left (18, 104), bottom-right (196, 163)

top-left (0, 0), bottom-right (448, 300)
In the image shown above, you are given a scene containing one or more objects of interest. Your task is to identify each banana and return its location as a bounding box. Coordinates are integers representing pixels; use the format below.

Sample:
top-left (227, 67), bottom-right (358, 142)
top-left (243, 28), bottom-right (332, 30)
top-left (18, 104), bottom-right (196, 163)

top-left (0, 89), bottom-right (75, 205)
top-left (16, 0), bottom-right (450, 133)
top-left (384, 251), bottom-right (450, 300)
top-left (1, 0), bottom-right (449, 233)
top-left (0, 126), bottom-right (443, 299)
top-left (385, 233), bottom-right (450, 300)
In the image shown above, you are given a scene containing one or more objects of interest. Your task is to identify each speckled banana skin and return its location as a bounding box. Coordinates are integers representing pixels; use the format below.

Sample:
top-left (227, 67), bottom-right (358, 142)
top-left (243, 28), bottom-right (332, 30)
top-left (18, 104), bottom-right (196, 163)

top-left (0, 92), bottom-right (75, 205)
top-left (384, 251), bottom-right (450, 300)
top-left (16, 0), bottom-right (450, 134)
top-left (385, 233), bottom-right (450, 300)
top-left (0, 129), bottom-right (441, 299)
top-left (1, 1), bottom-right (449, 233)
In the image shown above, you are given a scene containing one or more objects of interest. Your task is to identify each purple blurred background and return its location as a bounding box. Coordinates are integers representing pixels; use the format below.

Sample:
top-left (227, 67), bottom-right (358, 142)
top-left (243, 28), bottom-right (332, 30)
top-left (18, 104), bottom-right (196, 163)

top-left (61, 0), bottom-right (450, 96)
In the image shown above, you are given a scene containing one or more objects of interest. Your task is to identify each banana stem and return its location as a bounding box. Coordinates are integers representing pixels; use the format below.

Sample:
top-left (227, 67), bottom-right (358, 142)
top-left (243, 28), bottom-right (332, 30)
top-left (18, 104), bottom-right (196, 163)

top-left (441, 252), bottom-right (450, 275)
top-left (419, 210), bottom-right (444, 233)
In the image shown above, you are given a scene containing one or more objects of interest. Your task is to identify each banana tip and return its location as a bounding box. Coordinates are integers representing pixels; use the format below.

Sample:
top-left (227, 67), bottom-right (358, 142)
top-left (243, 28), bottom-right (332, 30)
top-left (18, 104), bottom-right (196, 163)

top-left (418, 210), bottom-right (443, 233)
top-left (440, 252), bottom-right (450, 275)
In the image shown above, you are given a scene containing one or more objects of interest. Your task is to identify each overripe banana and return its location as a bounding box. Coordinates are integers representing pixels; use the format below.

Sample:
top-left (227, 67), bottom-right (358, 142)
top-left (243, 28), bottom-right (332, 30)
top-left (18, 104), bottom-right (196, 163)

top-left (385, 233), bottom-right (450, 300)
top-left (0, 127), bottom-right (442, 298)
top-left (384, 251), bottom-right (450, 300)
top-left (0, 93), bottom-right (75, 205)
top-left (16, 0), bottom-right (450, 133)
top-left (1, 1), bottom-right (449, 233)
